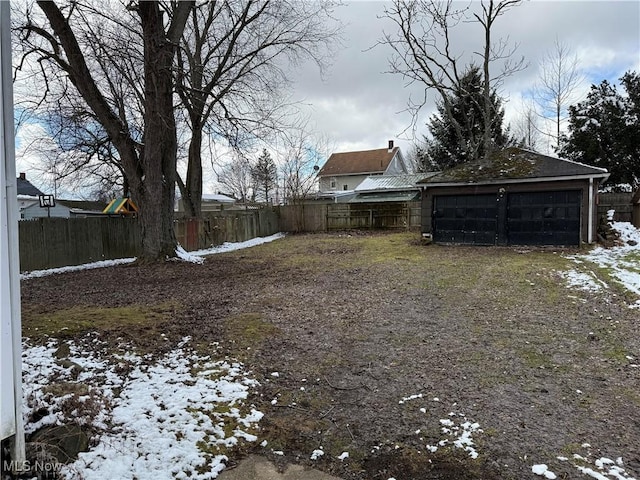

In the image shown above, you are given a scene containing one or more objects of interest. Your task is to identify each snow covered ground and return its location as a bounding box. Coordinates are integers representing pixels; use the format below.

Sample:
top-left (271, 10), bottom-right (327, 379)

top-left (19, 234), bottom-right (285, 479)
top-left (22, 337), bottom-right (262, 480)
top-left (563, 221), bottom-right (640, 308)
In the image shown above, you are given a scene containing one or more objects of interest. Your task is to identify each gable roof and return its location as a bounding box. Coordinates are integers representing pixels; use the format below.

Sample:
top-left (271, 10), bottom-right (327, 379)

top-left (417, 147), bottom-right (609, 186)
top-left (17, 176), bottom-right (44, 197)
top-left (317, 147), bottom-right (400, 177)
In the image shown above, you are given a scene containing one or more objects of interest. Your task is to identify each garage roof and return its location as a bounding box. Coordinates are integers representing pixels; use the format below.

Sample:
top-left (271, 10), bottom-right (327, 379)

top-left (417, 147), bottom-right (608, 186)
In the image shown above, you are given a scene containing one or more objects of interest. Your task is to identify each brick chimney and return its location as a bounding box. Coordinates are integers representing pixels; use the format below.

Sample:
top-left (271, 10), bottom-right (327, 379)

top-left (388, 140), bottom-right (394, 152)
top-left (19, 172), bottom-right (26, 180)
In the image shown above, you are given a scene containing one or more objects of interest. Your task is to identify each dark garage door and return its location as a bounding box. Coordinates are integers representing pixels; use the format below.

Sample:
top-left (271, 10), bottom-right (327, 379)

top-left (507, 191), bottom-right (581, 246)
top-left (433, 190), bottom-right (581, 246)
top-left (433, 194), bottom-right (498, 245)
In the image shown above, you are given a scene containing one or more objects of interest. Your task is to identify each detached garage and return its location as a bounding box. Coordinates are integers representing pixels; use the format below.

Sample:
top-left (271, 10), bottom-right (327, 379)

top-left (417, 148), bottom-right (609, 246)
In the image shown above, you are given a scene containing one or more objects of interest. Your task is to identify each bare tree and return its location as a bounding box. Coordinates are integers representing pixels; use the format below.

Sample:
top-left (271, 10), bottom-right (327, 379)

top-left (213, 152), bottom-right (254, 203)
top-left (534, 37), bottom-right (584, 150)
top-left (174, 0), bottom-right (341, 218)
top-left (512, 98), bottom-right (542, 151)
top-left (16, 0), bottom-right (193, 261)
top-left (279, 128), bottom-right (333, 204)
top-left (380, 0), bottom-right (525, 162)
top-left (13, 1), bottom-right (143, 197)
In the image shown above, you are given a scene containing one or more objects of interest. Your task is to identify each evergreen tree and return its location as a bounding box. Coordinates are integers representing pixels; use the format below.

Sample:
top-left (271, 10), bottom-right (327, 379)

top-left (251, 149), bottom-right (278, 203)
top-left (560, 72), bottom-right (640, 188)
top-left (419, 66), bottom-right (511, 171)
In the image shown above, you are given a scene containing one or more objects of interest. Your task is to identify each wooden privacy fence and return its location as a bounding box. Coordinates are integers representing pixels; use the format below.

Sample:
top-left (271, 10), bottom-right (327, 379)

top-left (174, 209), bottom-right (279, 251)
top-left (19, 209), bottom-right (280, 272)
top-left (278, 201), bottom-right (421, 233)
top-left (19, 216), bottom-right (141, 272)
top-left (597, 192), bottom-right (633, 222)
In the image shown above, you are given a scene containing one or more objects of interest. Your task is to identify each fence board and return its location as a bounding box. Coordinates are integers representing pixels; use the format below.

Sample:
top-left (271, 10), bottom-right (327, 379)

top-left (277, 201), bottom-right (421, 233)
top-left (598, 192), bottom-right (633, 222)
top-left (19, 208), bottom-right (279, 272)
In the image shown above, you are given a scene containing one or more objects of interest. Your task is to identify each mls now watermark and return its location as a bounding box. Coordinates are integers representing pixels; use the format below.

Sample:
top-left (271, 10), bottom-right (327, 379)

top-left (3, 459), bottom-right (63, 474)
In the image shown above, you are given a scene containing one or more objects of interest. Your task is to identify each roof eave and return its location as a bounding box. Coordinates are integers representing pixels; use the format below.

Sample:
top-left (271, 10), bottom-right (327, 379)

top-left (318, 170), bottom-right (386, 177)
top-left (355, 186), bottom-right (420, 194)
top-left (418, 173), bottom-right (610, 188)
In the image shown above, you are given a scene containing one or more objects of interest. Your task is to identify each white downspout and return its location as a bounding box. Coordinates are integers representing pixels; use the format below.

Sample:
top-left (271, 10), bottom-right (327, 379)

top-left (588, 177), bottom-right (594, 243)
top-left (1, 0), bottom-right (26, 466)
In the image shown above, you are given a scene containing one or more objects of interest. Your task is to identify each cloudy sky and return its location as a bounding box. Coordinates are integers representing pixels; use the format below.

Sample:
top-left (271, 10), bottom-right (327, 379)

top-left (12, 0), bottom-right (640, 197)
top-left (287, 0), bottom-right (640, 157)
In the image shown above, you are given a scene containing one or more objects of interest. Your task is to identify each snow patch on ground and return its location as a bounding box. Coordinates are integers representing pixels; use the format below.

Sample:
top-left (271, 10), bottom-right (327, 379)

top-left (560, 269), bottom-right (607, 292)
top-left (564, 222), bottom-right (640, 308)
top-left (436, 414), bottom-right (482, 459)
top-left (532, 464), bottom-right (557, 479)
top-left (536, 447), bottom-right (637, 480)
top-left (20, 258), bottom-right (136, 280)
top-left (187, 233), bottom-right (285, 257)
top-left (22, 337), bottom-right (262, 480)
top-left (400, 395), bottom-right (482, 460)
top-left (310, 448), bottom-right (324, 460)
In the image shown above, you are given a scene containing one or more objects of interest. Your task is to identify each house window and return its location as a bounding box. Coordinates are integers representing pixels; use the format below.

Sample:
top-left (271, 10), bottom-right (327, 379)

top-left (330, 178), bottom-right (336, 189)
top-left (343, 184), bottom-right (349, 191)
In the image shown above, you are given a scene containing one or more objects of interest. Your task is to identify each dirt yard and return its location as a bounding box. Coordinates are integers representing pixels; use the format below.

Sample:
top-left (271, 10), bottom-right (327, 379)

top-left (20, 231), bottom-right (640, 479)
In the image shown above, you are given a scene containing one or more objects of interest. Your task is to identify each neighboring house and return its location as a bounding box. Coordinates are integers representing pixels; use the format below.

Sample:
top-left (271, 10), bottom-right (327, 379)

top-left (417, 147), bottom-right (609, 246)
top-left (317, 141), bottom-right (409, 193)
top-left (175, 193), bottom-right (236, 215)
top-left (16, 172), bottom-right (44, 218)
top-left (21, 199), bottom-right (107, 220)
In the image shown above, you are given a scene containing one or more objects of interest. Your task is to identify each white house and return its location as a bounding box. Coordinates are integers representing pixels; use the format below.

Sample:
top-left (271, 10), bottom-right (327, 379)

top-left (316, 141), bottom-right (409, 193)
top-left (21, 199), bottom-right (107, 219)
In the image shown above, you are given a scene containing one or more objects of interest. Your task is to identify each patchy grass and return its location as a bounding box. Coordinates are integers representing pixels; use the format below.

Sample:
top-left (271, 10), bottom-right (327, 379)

top-left (224, 312), bottom-right (280, 355)
top-left (22, 303), bottom-right (177, 340)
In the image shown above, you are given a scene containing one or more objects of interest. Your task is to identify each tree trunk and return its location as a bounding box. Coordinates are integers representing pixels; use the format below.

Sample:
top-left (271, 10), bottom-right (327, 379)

top-left (36, 0), bottom-right (193, 262)
top-left (482, 1), bottom-right (493, 160)
top-left (184, 119), bottom-right (203, 218)
top-left (138, 3), bottom-right (180, 260)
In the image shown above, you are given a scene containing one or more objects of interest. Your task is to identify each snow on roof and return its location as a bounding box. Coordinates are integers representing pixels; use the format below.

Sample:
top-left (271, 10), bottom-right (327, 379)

top-left (202, 193), bottom-right (235, 203)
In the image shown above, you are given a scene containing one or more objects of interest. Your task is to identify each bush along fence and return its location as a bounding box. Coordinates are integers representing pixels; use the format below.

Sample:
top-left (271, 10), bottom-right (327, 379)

top-left (19, 208), bottom-right (280, 272)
